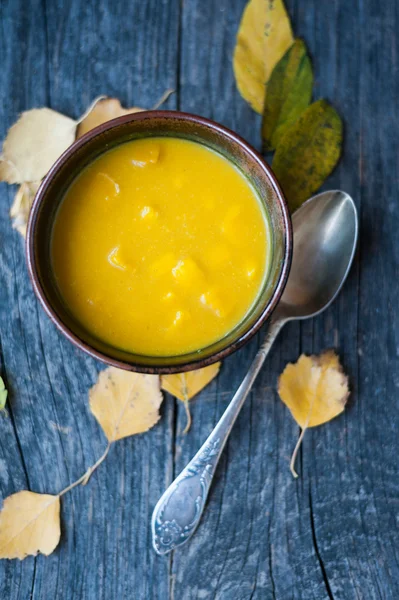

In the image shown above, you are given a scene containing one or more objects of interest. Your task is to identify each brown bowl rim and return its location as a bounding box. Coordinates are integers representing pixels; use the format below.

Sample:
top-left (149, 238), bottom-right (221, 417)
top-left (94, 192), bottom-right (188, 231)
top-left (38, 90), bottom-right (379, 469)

top-left (26, 110), bottom-right (292, 374)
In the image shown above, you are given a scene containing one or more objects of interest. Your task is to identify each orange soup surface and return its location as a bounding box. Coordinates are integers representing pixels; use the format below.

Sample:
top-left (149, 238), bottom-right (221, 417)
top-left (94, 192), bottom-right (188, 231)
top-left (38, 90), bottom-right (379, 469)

top-left (51, 137), bottom-right (271, 356)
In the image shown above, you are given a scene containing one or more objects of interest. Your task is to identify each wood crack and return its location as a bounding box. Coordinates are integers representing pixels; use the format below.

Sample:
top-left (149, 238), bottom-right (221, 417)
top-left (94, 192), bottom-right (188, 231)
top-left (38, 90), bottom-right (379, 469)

top-left (308, 488), bottom-right (334, 600)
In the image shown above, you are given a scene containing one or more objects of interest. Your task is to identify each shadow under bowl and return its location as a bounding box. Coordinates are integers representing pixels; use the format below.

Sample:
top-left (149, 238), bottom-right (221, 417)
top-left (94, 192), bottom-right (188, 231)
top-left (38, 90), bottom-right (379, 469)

top-left (26, 110), bottom-right (292, 373)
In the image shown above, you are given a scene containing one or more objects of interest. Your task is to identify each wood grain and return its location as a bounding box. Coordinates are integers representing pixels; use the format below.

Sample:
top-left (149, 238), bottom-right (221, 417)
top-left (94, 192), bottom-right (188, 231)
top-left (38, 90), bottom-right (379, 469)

top-left (0, 0), bottom-right (398, 598)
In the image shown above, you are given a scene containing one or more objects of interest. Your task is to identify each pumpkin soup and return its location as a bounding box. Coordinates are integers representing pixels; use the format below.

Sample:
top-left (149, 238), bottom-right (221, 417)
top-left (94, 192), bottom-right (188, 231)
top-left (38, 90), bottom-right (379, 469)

top-left (51, 137), bottom-right (271, 356)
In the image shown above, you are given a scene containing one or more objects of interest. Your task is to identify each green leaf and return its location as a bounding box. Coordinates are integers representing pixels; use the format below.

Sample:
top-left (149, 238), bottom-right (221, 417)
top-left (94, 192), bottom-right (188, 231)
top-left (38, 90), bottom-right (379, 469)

top-left (272, 99), bottom-right (343, 212)
top-left (0, 376), bottom-right (7, 410)
top-left (262, 39), bottom-right (313, 151)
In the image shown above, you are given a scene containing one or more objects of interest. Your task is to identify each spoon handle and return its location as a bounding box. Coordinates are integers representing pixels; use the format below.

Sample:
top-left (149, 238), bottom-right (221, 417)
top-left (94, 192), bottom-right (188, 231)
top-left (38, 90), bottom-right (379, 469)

top-left (151, 318), bottom-right (284, 555)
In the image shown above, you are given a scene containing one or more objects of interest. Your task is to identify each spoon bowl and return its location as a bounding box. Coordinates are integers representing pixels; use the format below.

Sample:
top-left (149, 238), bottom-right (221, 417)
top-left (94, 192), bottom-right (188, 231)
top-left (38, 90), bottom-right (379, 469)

top-left (278, 190), bottom-right (358, 321)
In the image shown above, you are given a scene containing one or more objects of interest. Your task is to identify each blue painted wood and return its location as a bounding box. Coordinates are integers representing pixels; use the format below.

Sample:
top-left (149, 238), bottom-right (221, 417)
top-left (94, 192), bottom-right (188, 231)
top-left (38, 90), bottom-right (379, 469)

top-left (0, 0), bottom-right (398, 598)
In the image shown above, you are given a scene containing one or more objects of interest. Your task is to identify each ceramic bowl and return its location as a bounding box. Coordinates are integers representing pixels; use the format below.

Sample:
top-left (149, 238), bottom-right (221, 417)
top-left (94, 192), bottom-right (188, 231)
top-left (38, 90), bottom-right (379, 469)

top-left (26, 111), bottom-right (292, 373)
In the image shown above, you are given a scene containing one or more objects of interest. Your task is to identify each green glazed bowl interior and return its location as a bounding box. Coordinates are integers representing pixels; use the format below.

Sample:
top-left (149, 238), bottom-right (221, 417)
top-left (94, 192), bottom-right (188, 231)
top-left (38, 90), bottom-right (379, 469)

top-left (26, 111), bottom-right (292, 373)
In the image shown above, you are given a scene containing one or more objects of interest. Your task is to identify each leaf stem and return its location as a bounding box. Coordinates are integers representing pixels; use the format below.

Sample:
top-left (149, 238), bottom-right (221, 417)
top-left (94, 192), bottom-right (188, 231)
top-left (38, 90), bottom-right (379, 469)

top-left (58, 441), bottom-right (112, 498)
top-left (182, 401), bottom-right (192, 435)
top-left (151, 88), bottom-right (175, 110)
top-left (76, 95), bottom-right (107, 124)
top-left (58, 375), bottom-right (139, 497)
top-left (179, 373), bottom-right (192, 434)
top-left (290, 427), bottom-right (307, 478)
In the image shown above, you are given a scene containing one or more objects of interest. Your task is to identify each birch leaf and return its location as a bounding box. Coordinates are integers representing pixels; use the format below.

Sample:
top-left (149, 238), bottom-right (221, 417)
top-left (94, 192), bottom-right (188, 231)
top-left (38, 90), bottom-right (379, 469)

top-left (161, 362), bottom-right (221, 433)
top-left (0, 491), bottom-right (60, 560)
top-left (89, 367), bottom-right (163, 442)
top-left (9, 181), bottom-right (41, 238)
top-left (278, 351), bottom-right (349, 477)
top-left (76, 98), bottom-right (145, 139)
top-left (272, 99), bottom-right (343, 212)
top-left (262, 39), bottom-right (313, 151)
top-left (233, 0), bottom-right (294, 114)
top-left (0, 109), bottom-right (76, 184)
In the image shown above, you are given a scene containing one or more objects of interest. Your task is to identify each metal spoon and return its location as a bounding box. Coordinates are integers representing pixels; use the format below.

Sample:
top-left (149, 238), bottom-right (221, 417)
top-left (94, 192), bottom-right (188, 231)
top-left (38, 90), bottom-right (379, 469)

top-left (152, 190), bottom-right (358, 555)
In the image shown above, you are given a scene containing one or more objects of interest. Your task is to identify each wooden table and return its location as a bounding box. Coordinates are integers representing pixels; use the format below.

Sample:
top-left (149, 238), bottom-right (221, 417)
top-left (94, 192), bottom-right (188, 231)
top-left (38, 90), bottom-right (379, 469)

top-left (1, 0), bottom-right (398, 598)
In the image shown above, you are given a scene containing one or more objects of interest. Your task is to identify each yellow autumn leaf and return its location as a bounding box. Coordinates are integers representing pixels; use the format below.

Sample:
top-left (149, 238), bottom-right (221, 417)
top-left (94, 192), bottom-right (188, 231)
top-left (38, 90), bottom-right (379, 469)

top-left (233, 0), bottom-right (294, 114)
top-left (161, 363), bottom-right (221, 401)
top-left (279, 351), bottom-right (349, 427)
top-left (89, 367), bottom-right (163, 442)
top-left (0, 108), bottom-right (77, 184)
top-left (9, 181), bottom-right (41, 238)
top-left (76, 98), bottom-right (145, 139)
top-left (77, 89), bottom-right (173, 139)
top-left (76, 89), bottom-right (174, 138)
top-left (161, 362), bottom-right (221, 433)
top-left (0, 491), bottom-right (60, 560)
top-left (278, 351), bottom-right (349, 477)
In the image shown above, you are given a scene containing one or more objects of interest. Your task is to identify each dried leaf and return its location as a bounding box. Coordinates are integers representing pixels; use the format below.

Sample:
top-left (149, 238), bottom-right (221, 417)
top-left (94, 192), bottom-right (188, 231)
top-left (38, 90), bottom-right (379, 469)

top-left (278, 351), bottom-right (349, 477)
top-left (89, 367), bottom-right (163, 442)
top-left (0, 491), bottom-right (60, 559)
top-left (76, 98), bottom-right (144, 139)
top-left (0, 109), bottom-right (76, 184)
top-left (9, 181), bottom-right (41, 238)
top-left (0, 377), bottom-right (7, 411)
top-left (161, 363), bottom-right (221, 401)
top-left (272, 99), bottom-right (343, 212)
top-left (279, 351), bottom-right (349, 427)
top-left (233, 0), bottom-right (294, 114)
top-left (262, 39), bottom-right (313, 151)
top-left (0, 157), bottom-right (20, 184)
top-left (161, 363), bottom-right (221, 433)
top-left (76, 90), bottom-right (174, 138)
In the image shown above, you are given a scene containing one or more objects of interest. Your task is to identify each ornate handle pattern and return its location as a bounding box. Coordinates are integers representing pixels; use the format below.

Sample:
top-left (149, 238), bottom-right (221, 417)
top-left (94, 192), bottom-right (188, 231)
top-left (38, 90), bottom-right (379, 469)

top-left (152, 318), bottom-right (284, 555)
top-left (152, 438), bottom-right (221, 554)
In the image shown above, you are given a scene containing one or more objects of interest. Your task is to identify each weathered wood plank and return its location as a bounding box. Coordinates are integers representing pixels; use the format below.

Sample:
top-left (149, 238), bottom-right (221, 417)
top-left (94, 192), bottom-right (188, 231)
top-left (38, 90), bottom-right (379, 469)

top-left (299, 1), bottom-right (399, 598)
top-left (0, 2), bottom-right (54, 597)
